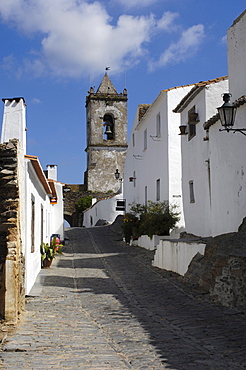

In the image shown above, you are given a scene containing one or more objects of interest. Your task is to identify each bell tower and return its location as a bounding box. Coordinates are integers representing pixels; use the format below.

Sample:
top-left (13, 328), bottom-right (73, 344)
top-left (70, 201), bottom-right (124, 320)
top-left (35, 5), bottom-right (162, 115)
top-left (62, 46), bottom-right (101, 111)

top-left (84, 73), bottom-right (128, 192)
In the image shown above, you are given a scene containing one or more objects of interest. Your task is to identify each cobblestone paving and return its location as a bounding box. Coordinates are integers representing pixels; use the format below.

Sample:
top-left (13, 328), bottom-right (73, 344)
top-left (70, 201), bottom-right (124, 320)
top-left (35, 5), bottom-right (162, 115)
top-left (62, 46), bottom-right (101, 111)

top-left (1, 226), bottom-right (246, 369)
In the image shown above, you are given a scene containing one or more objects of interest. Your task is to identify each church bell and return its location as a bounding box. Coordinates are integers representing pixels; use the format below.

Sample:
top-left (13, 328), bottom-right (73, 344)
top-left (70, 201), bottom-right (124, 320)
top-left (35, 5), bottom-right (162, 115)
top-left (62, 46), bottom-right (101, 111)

top-left (105, 125), bottom-right (112, 134)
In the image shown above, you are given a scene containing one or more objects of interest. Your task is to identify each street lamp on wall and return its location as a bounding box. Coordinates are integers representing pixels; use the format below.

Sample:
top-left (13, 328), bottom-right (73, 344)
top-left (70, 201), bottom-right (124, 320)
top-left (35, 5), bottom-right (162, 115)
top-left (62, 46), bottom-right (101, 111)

top-left (218, 93), bottom-right (246, 135)
top-left (115, 169), bottom-right (122, 181)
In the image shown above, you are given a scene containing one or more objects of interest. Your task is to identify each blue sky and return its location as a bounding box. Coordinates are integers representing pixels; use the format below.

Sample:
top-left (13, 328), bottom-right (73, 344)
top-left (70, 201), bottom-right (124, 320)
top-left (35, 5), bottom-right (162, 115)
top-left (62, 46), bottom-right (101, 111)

top-left (0, 0), bottom-right (245, 184)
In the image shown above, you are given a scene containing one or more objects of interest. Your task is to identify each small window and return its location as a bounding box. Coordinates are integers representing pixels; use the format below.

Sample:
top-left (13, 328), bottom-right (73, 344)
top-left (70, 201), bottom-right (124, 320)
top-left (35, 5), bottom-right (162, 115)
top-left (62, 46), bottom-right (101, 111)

top-left (189, 181), bottom-right (195, 203)
top-left (145, 186), bottom-right (148, 206)
top-left (156, 113), bottom-right (161, 137)
top-left (156, 179), bottom-right (160, 201)
top-left (132, 133), bottom-right (135, 147)
top-left (188, 106), bottom-right (199, 141)
top-left (116, 199), bottom-right (126, 211)
top-left (133, 171), bottom-right (136, 187)
top-left (144, 129), bottom-right (147, 150)
top-left (31, 197), bottom-right (35, 253)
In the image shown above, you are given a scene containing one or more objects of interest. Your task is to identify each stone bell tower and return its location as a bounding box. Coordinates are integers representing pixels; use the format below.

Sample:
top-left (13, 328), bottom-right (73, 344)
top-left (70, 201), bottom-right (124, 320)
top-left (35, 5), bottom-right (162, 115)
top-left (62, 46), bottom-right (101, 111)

top-left (84, 73), bottom-right (128, 192)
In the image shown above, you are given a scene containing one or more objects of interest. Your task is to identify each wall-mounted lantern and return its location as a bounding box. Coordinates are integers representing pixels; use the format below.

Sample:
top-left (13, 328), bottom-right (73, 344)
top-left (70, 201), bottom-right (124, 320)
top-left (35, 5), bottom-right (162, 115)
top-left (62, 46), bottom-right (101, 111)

top-left (218, 93), bottom-right (246, 135)
top-left (115, 169), bottom-right (122, 181)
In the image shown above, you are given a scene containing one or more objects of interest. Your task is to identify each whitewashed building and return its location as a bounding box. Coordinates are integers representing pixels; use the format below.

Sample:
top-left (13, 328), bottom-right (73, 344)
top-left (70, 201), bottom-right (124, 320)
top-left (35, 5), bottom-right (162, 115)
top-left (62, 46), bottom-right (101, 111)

top-left (83, 193), bottom-right (125, 228)
top-left (1, 98), bottom-right (64, 295)
top-left (202, 10), bottom-right (246, 236)
top-left (173, 76), bottom-right (228, 237)
top-left (123, 84), bottom-right (195, 236)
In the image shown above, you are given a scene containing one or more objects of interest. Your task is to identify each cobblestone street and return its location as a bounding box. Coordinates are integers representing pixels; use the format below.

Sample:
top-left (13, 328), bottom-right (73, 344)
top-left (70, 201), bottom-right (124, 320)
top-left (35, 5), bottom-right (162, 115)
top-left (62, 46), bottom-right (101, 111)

top-left (1, 226), bottom-right (246, 369)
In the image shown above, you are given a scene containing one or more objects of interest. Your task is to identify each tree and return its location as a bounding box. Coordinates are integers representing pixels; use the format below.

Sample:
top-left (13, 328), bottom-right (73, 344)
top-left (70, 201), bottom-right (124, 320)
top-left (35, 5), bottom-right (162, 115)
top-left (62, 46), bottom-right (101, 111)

top-left (75, 196), bottom-right (93, 213)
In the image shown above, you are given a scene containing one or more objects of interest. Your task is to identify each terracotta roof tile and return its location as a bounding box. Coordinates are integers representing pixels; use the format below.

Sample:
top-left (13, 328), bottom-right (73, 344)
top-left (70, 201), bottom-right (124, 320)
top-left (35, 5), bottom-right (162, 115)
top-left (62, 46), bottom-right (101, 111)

top-left (173, 76), bottom-right (228, 113)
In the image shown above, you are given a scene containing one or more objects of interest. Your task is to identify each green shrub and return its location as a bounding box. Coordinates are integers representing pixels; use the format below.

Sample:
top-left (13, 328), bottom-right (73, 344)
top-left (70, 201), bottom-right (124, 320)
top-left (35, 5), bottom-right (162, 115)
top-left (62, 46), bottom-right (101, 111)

top-left (75, 196), bottom-right (93, 213)
top-left (123, 201), bottom-right (180, 240)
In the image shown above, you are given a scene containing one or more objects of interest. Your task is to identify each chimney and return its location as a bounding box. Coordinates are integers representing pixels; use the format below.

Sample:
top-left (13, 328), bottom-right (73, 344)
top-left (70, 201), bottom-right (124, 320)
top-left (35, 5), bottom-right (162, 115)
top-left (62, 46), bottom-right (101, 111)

top-left (46, 164), bottom-right (57, 181)
top-left (1, 98), bottom-right (27, 153)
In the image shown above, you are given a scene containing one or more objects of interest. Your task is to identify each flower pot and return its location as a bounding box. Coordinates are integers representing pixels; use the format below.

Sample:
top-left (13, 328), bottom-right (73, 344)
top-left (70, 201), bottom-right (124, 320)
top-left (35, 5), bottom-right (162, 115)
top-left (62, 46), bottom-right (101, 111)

top-left (43, 258), bottom-right (53, 268)
top-left (179, 125), bottom-right (187, 135)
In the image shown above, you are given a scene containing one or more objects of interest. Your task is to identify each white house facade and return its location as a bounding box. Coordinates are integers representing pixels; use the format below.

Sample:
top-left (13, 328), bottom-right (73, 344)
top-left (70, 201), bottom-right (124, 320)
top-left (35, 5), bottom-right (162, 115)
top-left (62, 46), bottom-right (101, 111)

top-left (173, 77), bottom-right (229, 237)
top-left (123, 85), bottom-right (194, 235)
top-left (83, 193), bottom-right (125, 228)
top-left (202, 10), bottom-right (246, 237)
top-left (1, 98), bottom-right (64, 295)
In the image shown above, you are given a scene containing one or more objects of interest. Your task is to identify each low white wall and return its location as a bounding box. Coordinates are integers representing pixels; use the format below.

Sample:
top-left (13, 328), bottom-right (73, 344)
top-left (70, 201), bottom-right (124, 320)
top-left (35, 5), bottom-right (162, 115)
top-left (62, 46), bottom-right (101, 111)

top-left (153, 240), bottom-right (206, 276)
top-left (137, 235), bottom-right (167, 251)
top-left (83, 194), bottom-right (125, 228)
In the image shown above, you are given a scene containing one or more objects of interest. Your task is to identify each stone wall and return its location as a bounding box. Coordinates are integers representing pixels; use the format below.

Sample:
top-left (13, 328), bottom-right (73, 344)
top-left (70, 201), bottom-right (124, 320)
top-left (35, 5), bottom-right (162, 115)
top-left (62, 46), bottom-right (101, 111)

top-left (184, 218), bottom-right (246, 311)
top-left (0, 140), bottom-right (25, 322)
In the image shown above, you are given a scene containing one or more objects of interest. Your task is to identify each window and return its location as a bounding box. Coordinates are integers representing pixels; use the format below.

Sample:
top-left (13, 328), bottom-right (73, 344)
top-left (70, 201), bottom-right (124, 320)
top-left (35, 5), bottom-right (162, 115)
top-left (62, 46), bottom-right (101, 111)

top-left (40, 205), bottom-right (44, 245)
top-left (31, 197), bottom-right (35, 252)
top-left (133, 171), bottom-right (136, 187)
top-left (188, 106), bottom-right (199, 141)
top-left (144, 129), bottom-right (147, 150)
top-left (116, 199), bottom-right (126, 211)
top-left (145, 186), bottom-right (148, 206)
top-left (132, 133), bottom-right (135, 147)
top-left (156, 179), bottom-right (160, 201)
top-left (156, 113), bottom-right (161, 137)
top-left (189, 181), bottom-right (195, 203)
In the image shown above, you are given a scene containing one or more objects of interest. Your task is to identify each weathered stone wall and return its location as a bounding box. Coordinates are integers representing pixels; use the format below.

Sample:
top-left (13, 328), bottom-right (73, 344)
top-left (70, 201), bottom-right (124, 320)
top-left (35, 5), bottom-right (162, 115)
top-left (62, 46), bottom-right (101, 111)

top-left (184, 218), bottom-right (246, 311)
top-left (0, 140), bottom-right (25, 322)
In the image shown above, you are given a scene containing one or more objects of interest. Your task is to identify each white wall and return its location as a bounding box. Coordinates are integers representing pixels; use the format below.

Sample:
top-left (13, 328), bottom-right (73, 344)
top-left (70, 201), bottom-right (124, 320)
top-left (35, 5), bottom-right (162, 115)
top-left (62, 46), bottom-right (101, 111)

top-left (124, 85), bottom-right (193, 235)
top-left (227, 10), bottom-right (246, 100)
top-left (50, 182), bottom-right (64, 241)
top-left (180, 79), bottom-right (228, 237)
top-left (153, 240), bottom-right (206, 276)
top-left (24, 160), bottom-right (50, 294)
top-left (209, 105), bottom-right (246, 236)
top-left (83, 193), bottom-right (125, 227)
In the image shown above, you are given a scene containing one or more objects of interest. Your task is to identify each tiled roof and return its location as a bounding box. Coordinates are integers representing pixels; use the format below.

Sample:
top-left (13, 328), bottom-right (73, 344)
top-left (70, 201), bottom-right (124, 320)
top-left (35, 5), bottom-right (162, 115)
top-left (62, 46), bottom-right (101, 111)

top-left (136, 82), bottom-right (196, 127)
top-left (173, 76), bottom-right (228, 113)
top-left (48, 180), bottom-right (58, 198)
top-left (25, 155), bottom-right (52, 195)
top-left (232, 9), bottom-right (246, 27)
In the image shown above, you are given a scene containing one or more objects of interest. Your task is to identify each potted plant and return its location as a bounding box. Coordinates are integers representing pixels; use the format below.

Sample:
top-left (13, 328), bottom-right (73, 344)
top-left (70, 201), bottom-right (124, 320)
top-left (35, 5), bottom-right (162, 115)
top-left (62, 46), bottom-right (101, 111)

top-left (40, 237), bottom-right (63, 268)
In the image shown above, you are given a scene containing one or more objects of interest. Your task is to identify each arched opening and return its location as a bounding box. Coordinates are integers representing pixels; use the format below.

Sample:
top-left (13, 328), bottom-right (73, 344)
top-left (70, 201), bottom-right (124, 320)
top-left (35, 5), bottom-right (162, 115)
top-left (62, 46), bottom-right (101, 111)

top-left (103, 114), bottom-right (114, 140)
top-left (64, 213), bottom-right (72, 227)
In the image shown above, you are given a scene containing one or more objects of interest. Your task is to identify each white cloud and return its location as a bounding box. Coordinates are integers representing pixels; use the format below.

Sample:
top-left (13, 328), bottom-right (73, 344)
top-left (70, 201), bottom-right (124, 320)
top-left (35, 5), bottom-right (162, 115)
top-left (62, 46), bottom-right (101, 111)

top-left (149, 24), bottom-right (205, 71)
top-left (0, 0), bottom-right (156, 78)
top-left (0, 1), bottom-right (204, 78)
top-left (31, 98), bottom-right (42, 104)
top-left (157, 11), bottom-right (179, 32)
top-left (116, 0), bottom-right (159, 8)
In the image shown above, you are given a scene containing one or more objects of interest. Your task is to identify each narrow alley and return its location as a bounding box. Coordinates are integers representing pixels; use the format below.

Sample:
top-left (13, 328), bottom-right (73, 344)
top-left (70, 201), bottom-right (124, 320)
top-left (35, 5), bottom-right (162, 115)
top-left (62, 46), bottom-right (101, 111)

top-left (1, 226), bottom-right (246, 369)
